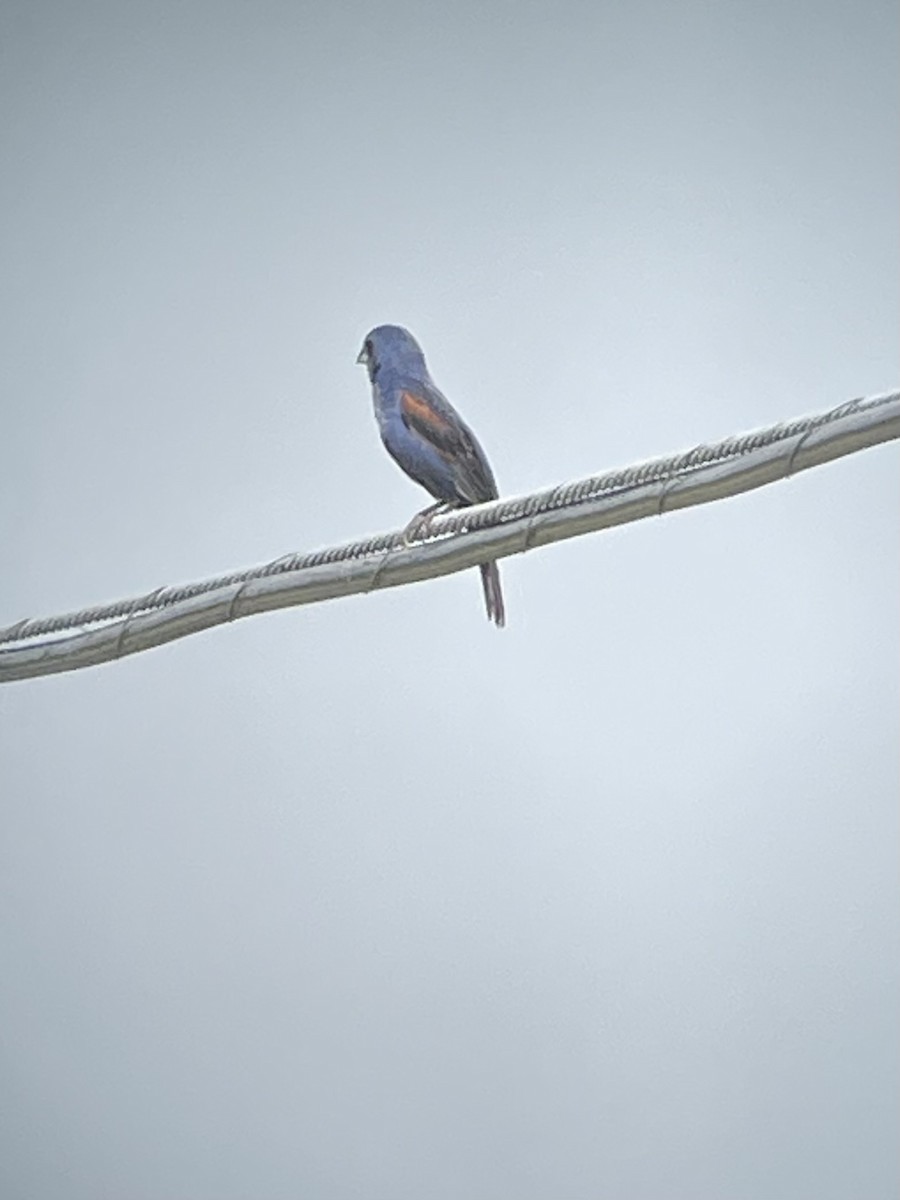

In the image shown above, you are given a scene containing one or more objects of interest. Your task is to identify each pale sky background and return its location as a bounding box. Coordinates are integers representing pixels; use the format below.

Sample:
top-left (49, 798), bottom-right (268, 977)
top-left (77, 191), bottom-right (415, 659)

top-left (1, 2), bottom-right (897, 1197)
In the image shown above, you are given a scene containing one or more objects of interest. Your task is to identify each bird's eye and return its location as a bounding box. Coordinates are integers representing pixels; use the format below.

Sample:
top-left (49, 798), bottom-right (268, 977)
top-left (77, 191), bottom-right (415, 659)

top-left (365, 339), bottom-right (373, 357)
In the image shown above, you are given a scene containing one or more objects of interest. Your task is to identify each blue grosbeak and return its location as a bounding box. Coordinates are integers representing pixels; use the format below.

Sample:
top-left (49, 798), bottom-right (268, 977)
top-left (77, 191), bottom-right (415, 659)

top-left (357, 325), bottom-right (505, 627)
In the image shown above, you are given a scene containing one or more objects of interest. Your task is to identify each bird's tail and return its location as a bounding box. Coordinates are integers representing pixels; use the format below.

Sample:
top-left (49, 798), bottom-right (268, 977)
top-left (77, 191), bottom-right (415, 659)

top-left (479, 562), bottom-right (506, 628)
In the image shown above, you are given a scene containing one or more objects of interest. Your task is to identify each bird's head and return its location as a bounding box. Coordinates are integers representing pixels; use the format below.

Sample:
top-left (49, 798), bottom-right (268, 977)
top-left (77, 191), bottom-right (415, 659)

top-left (356, 325), bottom-right (427, 383)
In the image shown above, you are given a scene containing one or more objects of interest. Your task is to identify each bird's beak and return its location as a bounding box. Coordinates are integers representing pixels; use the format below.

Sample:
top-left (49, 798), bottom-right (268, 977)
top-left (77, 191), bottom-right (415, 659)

top-left (355, 347), bottom-right (367, 366)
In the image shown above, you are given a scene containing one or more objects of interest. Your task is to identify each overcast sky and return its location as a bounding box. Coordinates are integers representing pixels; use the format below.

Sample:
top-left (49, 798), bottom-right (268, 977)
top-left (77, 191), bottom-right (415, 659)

top-left (1, 3), bottom-right (897, 1197)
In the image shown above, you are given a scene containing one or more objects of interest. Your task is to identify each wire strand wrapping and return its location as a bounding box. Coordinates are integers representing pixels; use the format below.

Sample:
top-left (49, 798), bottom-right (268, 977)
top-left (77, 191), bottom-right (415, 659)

top-left (1, 388), bottom-right (897, 682)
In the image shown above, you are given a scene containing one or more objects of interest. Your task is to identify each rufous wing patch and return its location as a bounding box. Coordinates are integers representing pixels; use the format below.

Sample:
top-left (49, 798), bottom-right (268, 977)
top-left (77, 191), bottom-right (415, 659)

top-left (400, 390), bottom-right (454, 439)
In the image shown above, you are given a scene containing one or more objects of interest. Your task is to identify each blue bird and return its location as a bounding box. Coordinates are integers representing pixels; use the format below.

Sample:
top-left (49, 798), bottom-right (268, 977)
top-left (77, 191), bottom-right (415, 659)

top-left (357, 325), bottom-right (505, 627)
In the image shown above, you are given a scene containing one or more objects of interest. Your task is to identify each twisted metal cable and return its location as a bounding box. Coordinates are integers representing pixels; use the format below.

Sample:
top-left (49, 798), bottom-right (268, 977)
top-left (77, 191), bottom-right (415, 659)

top-left (1, 387), bottom-right (897, 681)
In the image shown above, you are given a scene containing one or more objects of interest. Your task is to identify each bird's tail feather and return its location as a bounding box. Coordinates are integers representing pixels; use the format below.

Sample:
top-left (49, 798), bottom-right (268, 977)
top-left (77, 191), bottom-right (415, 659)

top-left (479, 562), bottom-right (506, 628)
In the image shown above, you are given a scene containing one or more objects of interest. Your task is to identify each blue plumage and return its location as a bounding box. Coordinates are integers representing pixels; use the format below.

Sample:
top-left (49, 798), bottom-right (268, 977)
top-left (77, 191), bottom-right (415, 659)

top-left (358, 325), bottom-right (505, 627)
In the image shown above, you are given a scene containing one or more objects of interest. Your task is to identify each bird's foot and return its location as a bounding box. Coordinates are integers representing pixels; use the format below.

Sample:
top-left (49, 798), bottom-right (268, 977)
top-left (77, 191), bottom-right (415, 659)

top-left (402, 502), bottom-right (454, 546)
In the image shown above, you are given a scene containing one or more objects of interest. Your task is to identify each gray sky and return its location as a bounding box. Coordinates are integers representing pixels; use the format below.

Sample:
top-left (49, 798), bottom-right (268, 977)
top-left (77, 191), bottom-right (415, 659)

top-left (1, 2), bottom-right (897, 1197)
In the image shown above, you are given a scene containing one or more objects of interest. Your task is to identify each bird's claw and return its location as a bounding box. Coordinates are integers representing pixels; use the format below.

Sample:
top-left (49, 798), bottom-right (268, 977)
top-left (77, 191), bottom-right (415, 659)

top-left (402, 502), bottom-right (452, 546)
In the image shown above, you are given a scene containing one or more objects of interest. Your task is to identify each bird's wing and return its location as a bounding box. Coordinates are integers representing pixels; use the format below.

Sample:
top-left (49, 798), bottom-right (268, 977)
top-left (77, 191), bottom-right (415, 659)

top-left (399, 383), bottom-right (498, 503)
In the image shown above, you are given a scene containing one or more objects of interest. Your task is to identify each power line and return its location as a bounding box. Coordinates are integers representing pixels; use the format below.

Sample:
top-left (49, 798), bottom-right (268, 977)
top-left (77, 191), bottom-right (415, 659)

top-left (1, 388), bottom-right (897, 683)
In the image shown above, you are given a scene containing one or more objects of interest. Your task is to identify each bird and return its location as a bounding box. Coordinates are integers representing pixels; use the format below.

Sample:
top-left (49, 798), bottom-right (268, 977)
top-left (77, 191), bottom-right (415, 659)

top-left (357, 325), bottom-right (505, 627)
